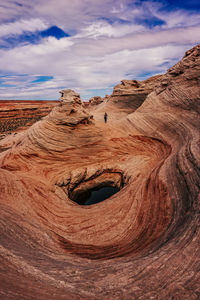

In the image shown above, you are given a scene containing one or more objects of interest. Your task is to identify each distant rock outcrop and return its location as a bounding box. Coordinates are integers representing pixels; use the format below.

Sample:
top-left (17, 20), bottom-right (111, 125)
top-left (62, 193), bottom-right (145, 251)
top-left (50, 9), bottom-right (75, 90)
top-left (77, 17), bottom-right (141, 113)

top-left (59, 89), bottom-right (82, 104)
top-left (109, 75), bottom-right (163, 112)
top-left (0, 45), bottom-right (199, 299)
top-left (88, 96), bottom-right (104, 105)
top-left (0, 100), bottom-right (58, 134)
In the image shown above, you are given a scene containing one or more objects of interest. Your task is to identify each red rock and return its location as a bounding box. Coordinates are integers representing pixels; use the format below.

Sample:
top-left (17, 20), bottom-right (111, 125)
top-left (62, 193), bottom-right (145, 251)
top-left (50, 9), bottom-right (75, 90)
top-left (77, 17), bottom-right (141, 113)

top-left (0, 100), bottom-right (58, 134)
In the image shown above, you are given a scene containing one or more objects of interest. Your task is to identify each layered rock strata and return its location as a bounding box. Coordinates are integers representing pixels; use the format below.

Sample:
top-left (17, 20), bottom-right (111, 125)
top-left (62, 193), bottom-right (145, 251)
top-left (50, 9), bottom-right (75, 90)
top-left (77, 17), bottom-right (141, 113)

top-left (0, 100), bottom-right (58, 134)
top-left (0, 45), bottom-right (199, 299)
top-left (108, 75), bottom-right (163, 112)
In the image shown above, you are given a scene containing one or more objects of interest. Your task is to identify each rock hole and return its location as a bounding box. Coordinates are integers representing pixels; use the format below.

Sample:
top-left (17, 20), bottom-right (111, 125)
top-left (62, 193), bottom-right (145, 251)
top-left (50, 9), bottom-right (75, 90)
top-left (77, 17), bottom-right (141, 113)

top-left (70, 186), bottom-right (120, 205)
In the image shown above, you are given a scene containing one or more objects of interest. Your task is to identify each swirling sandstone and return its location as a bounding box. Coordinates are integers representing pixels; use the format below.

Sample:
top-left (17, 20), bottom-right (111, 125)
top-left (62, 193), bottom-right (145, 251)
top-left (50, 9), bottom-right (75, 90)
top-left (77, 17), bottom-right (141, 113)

top-left (0, 45), bottom-right (199, 299)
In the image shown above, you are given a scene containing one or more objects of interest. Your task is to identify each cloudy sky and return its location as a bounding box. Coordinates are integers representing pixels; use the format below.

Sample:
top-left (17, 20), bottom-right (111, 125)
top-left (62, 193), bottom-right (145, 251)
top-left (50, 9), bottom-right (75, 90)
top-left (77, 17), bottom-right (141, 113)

top-left (0, 0), bottom-right (199, 100)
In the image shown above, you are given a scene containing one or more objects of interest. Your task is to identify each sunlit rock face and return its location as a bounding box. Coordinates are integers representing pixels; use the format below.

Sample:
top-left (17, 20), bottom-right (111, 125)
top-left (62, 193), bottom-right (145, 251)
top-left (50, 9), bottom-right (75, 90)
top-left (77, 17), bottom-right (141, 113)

top-left (0, 45), bottom-right (200, 299)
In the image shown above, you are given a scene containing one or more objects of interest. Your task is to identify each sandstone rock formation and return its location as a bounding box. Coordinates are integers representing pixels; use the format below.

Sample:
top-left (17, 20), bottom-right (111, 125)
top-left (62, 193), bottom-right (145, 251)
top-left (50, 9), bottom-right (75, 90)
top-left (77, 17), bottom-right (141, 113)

top-left (59, 89), bottom-right (82, 105)
top-left (88, 96), bottom-right (104, 105)
top-left (109, 75), bottom-right (162, 111)
top-left (88, 74), bottom-right (165, 122)
top-left (0, 45), bottom-right (199, 299)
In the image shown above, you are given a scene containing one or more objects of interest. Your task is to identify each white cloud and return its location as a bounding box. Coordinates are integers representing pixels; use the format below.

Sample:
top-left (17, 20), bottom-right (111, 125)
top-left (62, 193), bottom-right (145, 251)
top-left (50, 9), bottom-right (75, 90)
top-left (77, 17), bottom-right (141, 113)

top-left (0, 1), bottom-right (31, 23)
top-left (0, 41), bottom-right (194, 100)
top-left (143, 2), bottom-right (200, 29)
top-left (0, 18), bottom-right (48, 37)
top-left (0, 36), bottom-right (73, 73)
top-left (75, 21), bottom-right (145, 38)
top-left (33, 0), bottom-right (132, 31)
top-left (72, 25), bottom-right (200, 57)
top-left (0, 0), bottom-right (200, 100)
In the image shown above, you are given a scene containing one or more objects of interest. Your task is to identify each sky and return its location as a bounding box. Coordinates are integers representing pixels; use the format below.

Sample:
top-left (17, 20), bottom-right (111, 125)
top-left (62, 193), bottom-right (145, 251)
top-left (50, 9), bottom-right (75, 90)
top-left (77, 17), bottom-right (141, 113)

top-left (0, 0), bottom-right (199, 100)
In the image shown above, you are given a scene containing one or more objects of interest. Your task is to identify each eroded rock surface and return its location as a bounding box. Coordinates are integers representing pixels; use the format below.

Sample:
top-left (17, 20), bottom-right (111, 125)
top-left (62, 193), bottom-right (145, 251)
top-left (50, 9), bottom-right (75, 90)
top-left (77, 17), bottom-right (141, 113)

top-left (88, 96), bottom-right (104, 106)
top-left (0, 45), bottom-right (199, 299)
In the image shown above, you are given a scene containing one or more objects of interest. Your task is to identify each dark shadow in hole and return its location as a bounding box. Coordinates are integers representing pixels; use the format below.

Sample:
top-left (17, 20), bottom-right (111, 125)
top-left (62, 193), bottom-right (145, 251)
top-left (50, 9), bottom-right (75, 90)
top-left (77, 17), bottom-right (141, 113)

top-left (73, 186), bottom-right (120, 205)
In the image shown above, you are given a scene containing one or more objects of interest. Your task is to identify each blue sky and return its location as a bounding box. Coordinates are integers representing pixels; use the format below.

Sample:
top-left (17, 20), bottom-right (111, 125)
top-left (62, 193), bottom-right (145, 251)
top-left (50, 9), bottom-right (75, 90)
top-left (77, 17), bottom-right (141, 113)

top-left (0, 0), bottom-right (199, 100)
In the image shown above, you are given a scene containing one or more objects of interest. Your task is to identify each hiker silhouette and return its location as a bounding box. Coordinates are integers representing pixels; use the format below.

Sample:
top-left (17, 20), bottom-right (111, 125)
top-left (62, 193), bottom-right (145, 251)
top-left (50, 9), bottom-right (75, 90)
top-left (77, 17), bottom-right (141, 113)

top-left (104, 112), bottom-right (108, 123)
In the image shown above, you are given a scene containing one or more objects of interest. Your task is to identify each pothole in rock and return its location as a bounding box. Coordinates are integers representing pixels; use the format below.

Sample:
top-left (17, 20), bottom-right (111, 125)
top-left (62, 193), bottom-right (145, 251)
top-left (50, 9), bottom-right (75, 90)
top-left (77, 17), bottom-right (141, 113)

top-left (70, 186), bottom-right (120, 205)
top-left (67, 171), bottom-right (126, 206)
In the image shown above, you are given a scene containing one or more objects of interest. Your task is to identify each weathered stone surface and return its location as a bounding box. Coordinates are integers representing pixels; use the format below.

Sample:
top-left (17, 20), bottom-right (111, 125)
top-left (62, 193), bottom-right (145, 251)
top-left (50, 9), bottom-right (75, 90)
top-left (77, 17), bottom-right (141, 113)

top-left (59, 89), bottom-right (82, 105)
top-left (110, 75), bottom-right (163, 112)
top-left (89, 96), bottom-right (104, 106)
top-left (0, 45), bottom-right (199, 299)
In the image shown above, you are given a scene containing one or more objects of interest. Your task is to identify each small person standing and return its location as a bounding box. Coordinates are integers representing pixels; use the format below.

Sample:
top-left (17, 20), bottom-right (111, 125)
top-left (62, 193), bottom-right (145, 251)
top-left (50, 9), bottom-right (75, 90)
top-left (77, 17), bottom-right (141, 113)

top-left (104, 112), bottom-right (108, 123)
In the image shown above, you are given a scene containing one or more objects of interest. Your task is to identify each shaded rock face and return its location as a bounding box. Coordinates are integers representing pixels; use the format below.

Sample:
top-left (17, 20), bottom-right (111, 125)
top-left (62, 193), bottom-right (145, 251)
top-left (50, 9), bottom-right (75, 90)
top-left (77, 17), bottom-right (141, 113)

top-left (109, 75), bottom-right (163, 113)
top-left (0, 45), bottom-right (200, 300)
